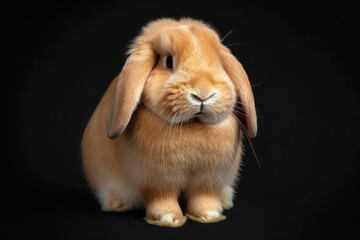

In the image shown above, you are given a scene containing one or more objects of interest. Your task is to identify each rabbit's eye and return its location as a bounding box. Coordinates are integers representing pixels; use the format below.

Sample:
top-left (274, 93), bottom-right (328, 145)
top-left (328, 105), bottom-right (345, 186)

top-left (165, 55), bottom-right (173, 70)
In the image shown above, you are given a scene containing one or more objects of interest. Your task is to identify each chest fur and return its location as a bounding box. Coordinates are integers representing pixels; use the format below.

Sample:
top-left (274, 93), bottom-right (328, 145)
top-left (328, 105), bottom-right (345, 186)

top-left (123, 106), bottom-right (241, 171)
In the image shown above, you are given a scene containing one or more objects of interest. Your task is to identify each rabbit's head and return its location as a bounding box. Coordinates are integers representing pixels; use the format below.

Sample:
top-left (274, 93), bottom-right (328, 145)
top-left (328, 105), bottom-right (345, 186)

top-left (107, 18), bottom-right (257, 139)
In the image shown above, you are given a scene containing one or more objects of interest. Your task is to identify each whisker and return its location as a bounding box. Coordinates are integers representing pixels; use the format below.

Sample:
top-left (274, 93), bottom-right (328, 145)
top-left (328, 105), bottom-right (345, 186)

top-left (233, 107), bottom-right (248, 117)
top-left (239, 121), bottom-right (261, 170)
top-left (226, 42), bottom-right (246, 47)
top-left (162, 112), bottom-right (172, 127)
top-left (161, 122), bottom-right (168, 168)
top-left (161, 111), bottom-right (175, 171)
top-left (251, 81), bottom-right (263, 87)
top-left (209, 110), bottom-right (219, 123)
top-left (221, 28), bottom-right (234, 42)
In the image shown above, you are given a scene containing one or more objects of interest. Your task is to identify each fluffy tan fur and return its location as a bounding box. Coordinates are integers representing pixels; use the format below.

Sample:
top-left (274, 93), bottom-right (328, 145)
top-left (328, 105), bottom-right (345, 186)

top-left (81, 18), bottom-right (257, 227)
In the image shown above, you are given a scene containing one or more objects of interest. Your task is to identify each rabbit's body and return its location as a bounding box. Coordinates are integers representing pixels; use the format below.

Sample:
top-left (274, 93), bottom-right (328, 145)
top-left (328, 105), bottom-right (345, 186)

top-left (82, 18), bottom-right (257, 227)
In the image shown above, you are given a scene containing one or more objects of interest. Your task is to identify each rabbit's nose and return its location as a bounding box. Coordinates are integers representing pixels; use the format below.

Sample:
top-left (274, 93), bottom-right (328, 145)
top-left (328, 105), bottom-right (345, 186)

top-left (190, 93), bottom-right (215, 103)
top-left (189, 92), bottom-right (217, 104)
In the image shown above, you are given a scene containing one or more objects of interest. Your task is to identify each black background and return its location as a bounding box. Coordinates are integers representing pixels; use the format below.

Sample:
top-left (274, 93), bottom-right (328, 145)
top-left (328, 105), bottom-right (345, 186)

top-left (4, 0), bottom-right (360, 239)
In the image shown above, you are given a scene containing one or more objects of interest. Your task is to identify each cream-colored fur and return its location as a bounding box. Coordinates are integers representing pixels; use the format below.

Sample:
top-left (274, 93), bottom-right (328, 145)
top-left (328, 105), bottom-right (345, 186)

top-left (81, 18), bottom-right (257, 227)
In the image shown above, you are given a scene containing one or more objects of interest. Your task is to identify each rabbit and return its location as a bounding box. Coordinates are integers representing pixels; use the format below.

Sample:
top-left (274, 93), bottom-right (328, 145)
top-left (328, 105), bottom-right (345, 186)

top-left (81, 17), bottom-right (257, 227)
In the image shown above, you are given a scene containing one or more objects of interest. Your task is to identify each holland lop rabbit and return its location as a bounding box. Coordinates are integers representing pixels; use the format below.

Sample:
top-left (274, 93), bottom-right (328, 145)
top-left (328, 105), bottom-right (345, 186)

top-left (81, 18), bottom-right (257, 227)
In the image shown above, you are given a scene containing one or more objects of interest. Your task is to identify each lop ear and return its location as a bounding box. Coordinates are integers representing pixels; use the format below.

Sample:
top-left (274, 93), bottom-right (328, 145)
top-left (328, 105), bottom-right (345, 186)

top-left (220, 46), bottom-right (257, 138)
top-left (107, 48), bottom-right (157, 139)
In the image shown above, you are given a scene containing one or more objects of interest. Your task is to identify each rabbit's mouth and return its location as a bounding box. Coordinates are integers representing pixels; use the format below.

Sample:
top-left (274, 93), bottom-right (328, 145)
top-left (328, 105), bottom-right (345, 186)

top-left (190, 110), bottom-right (232, 125)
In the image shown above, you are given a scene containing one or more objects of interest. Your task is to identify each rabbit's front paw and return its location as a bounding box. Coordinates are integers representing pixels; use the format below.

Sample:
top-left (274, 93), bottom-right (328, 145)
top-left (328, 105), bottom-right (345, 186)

top-left (145, 212), bottom-right (187, 227)
top-left (187, 210), bottom-right (226, 223)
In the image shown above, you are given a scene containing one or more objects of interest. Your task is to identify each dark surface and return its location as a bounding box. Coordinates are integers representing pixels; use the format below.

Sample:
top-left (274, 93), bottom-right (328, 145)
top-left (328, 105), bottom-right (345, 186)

top-left (4, 0), bottom-right (360, 239)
